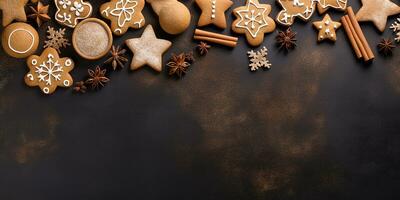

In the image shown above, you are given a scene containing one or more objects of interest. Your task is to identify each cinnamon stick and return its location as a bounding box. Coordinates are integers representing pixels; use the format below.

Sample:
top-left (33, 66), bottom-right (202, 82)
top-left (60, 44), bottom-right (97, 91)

top-left (194, 35), bottom-right (237, 47)
top-left (195, 29), bottom-right (238, 42)
top-left (341, 16), bottom-right (362, 59)
top-left (347, 7), bottom-right (374, 61)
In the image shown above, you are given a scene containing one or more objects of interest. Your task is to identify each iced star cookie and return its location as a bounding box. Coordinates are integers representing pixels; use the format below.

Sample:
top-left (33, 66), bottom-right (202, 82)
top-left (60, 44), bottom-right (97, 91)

top-left (356, 0), bottom-right (400, 32)
top-left (0, 0), bottom-right (28, 26)
top-left (313, 14), bottom-right (341, 42)
top-left (2, 22), bottom-right (39, 58)
top-left (100, 0), bottom-right (145, 36)
top-left (25, 47), bottom-right (74, 94)
top-left (316, 0), bottom-right (347, 14)
top-left (55, 0), bottom-right (93, 28)
top-left (232, 0), bottom-right (276, 46)
top-left (276, 0), bottom-right (316, 26)
top-left (125, 25), bottom-right (172, 72)
top-left (195, 0), bottom-right (233, 29)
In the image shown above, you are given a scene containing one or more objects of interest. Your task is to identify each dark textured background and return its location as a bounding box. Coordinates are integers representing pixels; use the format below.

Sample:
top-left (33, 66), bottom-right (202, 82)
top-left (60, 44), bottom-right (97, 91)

top-left (1, 0), bottom-right (400, 199)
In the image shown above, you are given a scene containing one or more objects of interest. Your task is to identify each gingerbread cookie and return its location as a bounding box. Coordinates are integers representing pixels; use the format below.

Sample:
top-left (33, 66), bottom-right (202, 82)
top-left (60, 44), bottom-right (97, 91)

top-left (2, 22), bottom-right (39, 58)
top-left (356, 0), bottom-right (400, 32)
top-left (125, 25), bottom-right (172, 72)
top-left (317, 0), bottom-right (347, 14)
top-left (276, 0), bottom-right (316, 26)
top-left (232, 0), bottom-right (276, 46)
top-left (25, 47), bottom-right (74, 94)
top-left (0, 0), bottom-right (28, 26)
top-left (313, 14), bottom-right (341, 42)
top-left (146, 0), bottom-right (191, 35)
top-left (55, 0), bottom-right (93, 28)
top-left (100, 0), bottom-right (145, 36)
top-left (195, 0), bottom-right (233, 29)
top-left (72, 18), bottom-right (113, 60)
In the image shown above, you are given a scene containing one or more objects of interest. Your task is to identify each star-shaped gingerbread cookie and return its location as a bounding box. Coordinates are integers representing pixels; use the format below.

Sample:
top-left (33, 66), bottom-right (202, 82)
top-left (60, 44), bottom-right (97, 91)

top-left (195, 0), bottom-right (233, 29)
top-left (232, 0), bottom-right (276, 46)
top-left (25, 47), bottom-right (75, 94)
top-left (125, 25), bottom-right (171, 72)
top-left (0, 0), bottom-right (28, 26)
top-left (313, 14), bottom-right (341, 42)
top-left (356, 0), bottom-right (400, 32)
top-left (101, 0), bottom-right (145, 36)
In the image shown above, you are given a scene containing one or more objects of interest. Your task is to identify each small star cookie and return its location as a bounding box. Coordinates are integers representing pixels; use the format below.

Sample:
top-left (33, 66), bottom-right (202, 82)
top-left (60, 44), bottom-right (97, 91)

top-left (356, 0), bottom-right (400, 32)
top-left (125, 25), bottom-right (171, 72)
top-left (195, 0), bottom-right (233, 29)
top-left (25, 47), bottom-right (75, 94)
top-left (0, 0), bottom-right (28, 26)
top-left (232, 0), bottom-right (276, 46)
top-left (313, 14), bottom-right (341, 42)
top-left (55, 0), bottom-right (93, 28)
top-left (100, 0), bottom-right (145, 36)
top-left (276, 0), bottom-right (316, 26)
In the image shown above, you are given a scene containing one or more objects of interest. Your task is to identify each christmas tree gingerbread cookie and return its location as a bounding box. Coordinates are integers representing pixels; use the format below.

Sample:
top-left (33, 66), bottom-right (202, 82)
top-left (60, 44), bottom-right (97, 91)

top-left (55, 0), bottom-right (93, 28)
top-left (232, 0), bottom-right (276, 46)
top-left (100, 0), bottom-right (145, 36)
top-left (25, 47), bottom-right (75, 94)
top-left (276, 0), bottom-right (316, 26)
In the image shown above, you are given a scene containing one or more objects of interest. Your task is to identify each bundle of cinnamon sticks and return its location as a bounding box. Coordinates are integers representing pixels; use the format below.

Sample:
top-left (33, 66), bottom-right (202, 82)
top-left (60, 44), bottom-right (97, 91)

top-left (341, 7), bottom-right (374, 62)
top-left (193, 29), bottom-right (238, 48)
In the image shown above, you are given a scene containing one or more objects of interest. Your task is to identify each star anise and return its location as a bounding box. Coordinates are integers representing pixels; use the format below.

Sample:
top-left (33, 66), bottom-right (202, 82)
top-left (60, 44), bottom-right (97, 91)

top-left (185, 51), bottom-right (195, 63)
top-left (85, 66), bottom-right (110, 89)
top-left (73, 81), bottom-right (87, 93)
top-left (28, 1), bottom-right (51, 27)
top-left (276, 27), bottom-right (297, 51)
top-left (377, 38), bottom-right (395, 56)
top-left (104, 45), bottom-right (128, 70)
top-left (167, 53), bottom-right (190, 78)
top-left (197, 42), bottom-right (211, 55)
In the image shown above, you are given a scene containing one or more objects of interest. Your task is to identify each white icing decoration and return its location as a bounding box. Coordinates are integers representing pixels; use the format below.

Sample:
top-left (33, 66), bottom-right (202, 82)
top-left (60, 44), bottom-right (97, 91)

top-left (63, 80), bottom-right (70, 86)
top-left (115, 28), bottom-right (122, 34)
top-left (304, 6), bottom-right (313, 16)
top-left (293, 0), bottom-right (304, 6)
top-left (55, 0), bottom-right (92, 28)
top-left (35, 53), bottom-right (64, 86)
top-left (134, 19), bottom-right (144, 28)
top-left (65, 59), bottom-right (72, 66)
top-left (109, 0), bottom-right (138, 28)
top-left (102, 6), bottom-right (110, 16)
top-left (211, 0), bottom-right (216, 19)
top-left (235, 0), bottom-right (269, 38)
top-left (27, 74), bottom-right (34, 81)
top-left (8, 29), bottom-right (35, 54)
top-left (32, 59), bottom-right (37, 65)
top-left (43, 87), bottom-right (50, 94)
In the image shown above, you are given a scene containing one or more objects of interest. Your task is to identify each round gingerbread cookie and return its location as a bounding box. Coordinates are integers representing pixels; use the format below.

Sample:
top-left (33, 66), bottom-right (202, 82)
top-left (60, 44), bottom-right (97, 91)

top-left (72, 18), bottom-right (113, 60)
top-left (1, 22), bottom-right (39, 58)
top-left (25, 47), bottom-right (75, 94)
top-left (100, 0), bottom-right (146, 36)
top-left (54, 0), bottom-right (93, 28)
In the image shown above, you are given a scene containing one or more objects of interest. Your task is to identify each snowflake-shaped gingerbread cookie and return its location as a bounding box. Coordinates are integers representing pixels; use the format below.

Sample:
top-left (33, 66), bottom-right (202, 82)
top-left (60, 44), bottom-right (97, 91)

top-left (55, 0), bottom-right (93, 28)
top-left (248, 46), bottom-right (271, 71)
top-left (100, 0), bottom-right (145, 36)
top-left (232, 0), bottom-right (276, 46)
top-left (25, 47), bottom-right (74, 94)
top-left (276, 0), bottom-right (316, 26)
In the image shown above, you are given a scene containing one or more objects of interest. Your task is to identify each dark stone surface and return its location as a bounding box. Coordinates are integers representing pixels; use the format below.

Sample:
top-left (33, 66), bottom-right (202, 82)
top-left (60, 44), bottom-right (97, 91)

top-left (0, 0), bottom-right (400, 199)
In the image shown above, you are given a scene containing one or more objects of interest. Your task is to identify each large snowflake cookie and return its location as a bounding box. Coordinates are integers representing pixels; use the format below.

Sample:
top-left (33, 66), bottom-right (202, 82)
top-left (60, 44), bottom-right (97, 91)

top-left (25, 47), bottom-right (75, 94)
top-left (100, 0), bottom-right (145, 36)
top-left (55, 0), bottom-right (93, 28)
top-left (276, 0), bottom-right (316, 26)
top-left (232, 0), bottom-right (276, 46)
